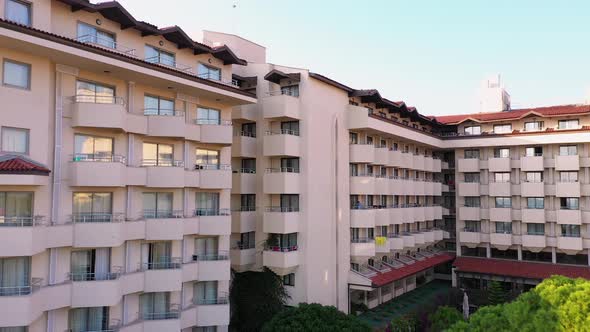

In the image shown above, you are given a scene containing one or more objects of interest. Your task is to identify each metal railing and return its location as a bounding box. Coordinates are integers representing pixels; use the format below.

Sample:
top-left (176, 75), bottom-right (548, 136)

top-left (527, 231), bottom-right (545, 236)
top-left (193, 208), bottom-right (230, 216)
top-left (72, 153), bottom-right (126, 164)
top-left (73, 94), bottom-right (126, 105)
top-left (71, 213), bottom-right (124, 223)
top-left (351, 237), bottom-right (374, 243)
top-left (237, 131), bottom-right (256, 138)
top-left (77, 34), bottom-right (136, 56)
top-left (265, 167), bottom-right (300, 173)
top-left (142, 209), bottom-right (184, 219)
top-left (141, 258), bottom-right (182, 271)
top-left (139, 304), bottom-right (181, 320)
top-left (560, 233), bottom-right (581, 238)
top-left (265, 206), bottom-right (299, 212)
top-left (351, 265), bottom-right (377, 278)
top-left (195, 119), bottom-right (233, 126)
top-left (0, 215), bottom-right (44, 227)
top-left (141, 159), bottom-right (184, 167)
top-left (268, 89), bottom-right (299, 97)
top-left (197, 72), bottom-right (240, 87)
top-left (145, 55), bottom-right (192, 72)
top-left (232, 242), bottom-right (256, 250)
top-left (192, 251), bottom-right (229, 261)
top-left (236, 168), bottom-right (256, 174)
top-left (236, 206), bottom-right (256, 212)
top-left (143, 108), bottom-right (184, 116)
top-left (265, 245), bottom-right (298, 252)
top-left (0, 278), bottom-right (42, 296)
top-left (193, 293), bottom-right (229, 305)
top-left (195, 164), bottom-right (231, 170)
top-left (265, 129), bottom-right (300, 136)
top-left (462, 227), bottom-right (481, 233)
top-left (68, 267), bottom-right (123, 282)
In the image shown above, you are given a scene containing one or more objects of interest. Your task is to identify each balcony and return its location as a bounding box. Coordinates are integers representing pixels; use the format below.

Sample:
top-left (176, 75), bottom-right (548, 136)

top-left (413, 154), bottom-right (425, 171)
top-left (374, 147), bottom-right (389, 165)
top-left (194, 299), bottom-right (230, 327)
top-left (521, 156), bottom-right (544, 171)
top-left (350, 208), bottom-right (376, 227)
top-left (488, 157), bottom-right (511, 172)
top-left (556, 181), bottom-right (580, 197)
top-left (521, 209), bottom-right (545, 223)
top-left (197, 120), bottom-right (233, 145)
top-left (489, 182), bottom-right (511, 196)
top-left (402, 234), bottom-right (415, 248)
top-left (232, 133), bottom-right (257, 158)
top-left (388, 150), bottom-right (403, 167)
top-left (375, 176), bottom-right (388, 194)
top-left (522, 235), bottom-right (546, 251)
top-left (457, 158), bottom-right (480, 172)
top-left (458, 182), bottom-right (480, 196)
top-left (70, 155), bottom-right (126, 187)
top-left (263, 169), bottom-right (300, 194)
top-left (424, 156), bottom-right (434, 172)
top-left (0, 217), bottom-right (47, 256)
top-left (72, 213), bottom-right (126, 247)
top-left (412, 232), bottom-right (425, 245)
top-left (263, 207), bottom-right (299, 233)
top-left (399, 152), bottom-right (413, 169)
top-left (196, 164), bottom-right (232, 189)
top-left (459, 207), bottom-right (481, 220)
top-left (145, 110), bottom-right (186, 138)
top-left (230, 246), bottom-right (256, 268)
top-left (375, 237), bottom-right (390, 253)
top-left (555, 155), bottom-right (579, 170)
top-left (232, 170), bottom-right (256, 194)
top-left (263, 131), bottom-right (300, 157)
top-left (389, 235), bottom-right (404, 250)
top-left (557, 236), bottom-right (583, 253)
top-left (422, 230), bottom-right (435, 243)
top-left (375, 208), bottom-right (389, 226)
top-left (196, 209), bottom-right (231, 235)
top-left (557, 208), bottom-right (581, 225)
top-left (142, 160), bottom-right (185, 188)
top-left (142, 259), bottom-right (183, 292)
top-left (521, 182), bottom-right (544, 197)
top-left (143, 211), bottom-right (185, 240)
top-left (490, 232), bottom-right (512, 250)
top-left (71, 95), bottom-right (127, 130)
top-left (350, 144), bottom-right (375, 163)
top-left (350, 239), bottom-right (376, 257)
top-left (350, 175), bottom-right (375, 194)
top-left (489, 208), bottom-right (512, 222)
top-left (231, 208), bottom-right (256, 233)
top-left (133, 305), bottom-right (181, 331)
top-left (262, 94), bottom-right (300, 120)
top-left (263, 248), bottom-right (299, 274)
top-left (232, 103), bottom-right (257, 122)
top-left (459, 230), bottom-right (481, 247)
top-left (190, 253), bottom-right (231, 281)
top-left (69, 269), bottom-right (124, 307)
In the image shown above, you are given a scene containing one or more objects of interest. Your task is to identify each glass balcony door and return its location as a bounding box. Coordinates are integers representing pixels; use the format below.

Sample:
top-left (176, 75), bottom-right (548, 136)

top-left (75, 80), bottom-right (115, 104)
top-left (195, 237), bottom-right (218, 260)
top-left (73, 193), bottom-right (113, 222)
top-left (194, 281), bottom-right (218, 304)
top-left (0, 257), bottom-right (30, 296)
top-left (195, 193), bottom-right (220, 215)
top-left (142, 192), bottom-right (173, 219)
top-left (0, 192), bottom-right (33, 226)
top-left (68, 306), bottom-right (109, 332)
top-left (140, 292), bottom-right (172, 320)
top-left (142, 143), bottom-right (174, 166)
top-left (70, 248), bottom-right (110, 281)
top-left (142, 242), bottom-right (172, 270)
top-left (74, 134), bottom-right (114, 161)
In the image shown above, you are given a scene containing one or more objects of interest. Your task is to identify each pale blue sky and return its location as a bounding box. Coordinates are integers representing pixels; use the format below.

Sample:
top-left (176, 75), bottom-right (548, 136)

top-left (118, 0), bottom-right (590, 115)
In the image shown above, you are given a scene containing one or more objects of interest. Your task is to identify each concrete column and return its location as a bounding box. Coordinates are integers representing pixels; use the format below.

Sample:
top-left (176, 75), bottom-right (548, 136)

top-left (127, 81), bottom-right (135, 113)
top-left (587, 249), bottom-right (590, 266)
top-left (486, 243), bottom-right (491, 258)
top-left (552, 248), bottom-right (557, 264)
top-left (517, 245), bottom-right (522, 260)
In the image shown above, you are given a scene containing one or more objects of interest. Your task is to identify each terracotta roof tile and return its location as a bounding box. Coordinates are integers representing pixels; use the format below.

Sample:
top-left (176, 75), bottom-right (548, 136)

top-left (0, 155), bottom-right (50, 175)
top-left (453, 257), bottom-right (590, 280)
top-left (370, 253), bottom-right (455, 287)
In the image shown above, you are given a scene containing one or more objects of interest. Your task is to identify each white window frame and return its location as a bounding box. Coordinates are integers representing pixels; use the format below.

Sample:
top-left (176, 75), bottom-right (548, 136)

top-left (1, 126), bottom-right (29, 154)
top-left (2, 59), bottom-right (31, 90)
top-left (493, 124), bottom-right (512, 134)
top-left (5, 0), bottom-right (31, 27)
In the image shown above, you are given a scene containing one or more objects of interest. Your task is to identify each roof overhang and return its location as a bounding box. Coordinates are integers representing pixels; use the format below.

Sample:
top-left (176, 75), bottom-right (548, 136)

top-left (264, 69), bottom-right (301, 84)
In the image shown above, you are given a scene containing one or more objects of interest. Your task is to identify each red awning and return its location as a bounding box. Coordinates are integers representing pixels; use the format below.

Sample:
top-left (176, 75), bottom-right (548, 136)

top-left (453, 257), bottom-right (590, 280)
top-left (0, 155), bottom-right (50, 175)
top-left (371, 253), bottom-right (455, 287)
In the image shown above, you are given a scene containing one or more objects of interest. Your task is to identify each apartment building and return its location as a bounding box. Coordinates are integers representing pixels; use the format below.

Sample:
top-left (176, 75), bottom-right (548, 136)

top-left (0, 1), bottom-right (256, 331)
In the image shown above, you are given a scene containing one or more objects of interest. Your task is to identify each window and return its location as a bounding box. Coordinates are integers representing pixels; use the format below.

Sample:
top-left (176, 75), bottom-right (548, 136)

top-left (140, 292), bottom-right (172, 320)
top-left (196, 107), bottom-right (221, 125)
top-left (280, 194), bottom-right (299, 212)
top-left (76, 80), bottom-right (115, 103)
top-left (558, 119), bottom-right (579, 130)
top-left (195, 149), bottom-right (219, 168)
top-left (197, 63), bottom-right (221, 81)
top-left (194, 281), bottom-right (219, 304)
top-left (143, 143), bottom-right (173, 166)
top-left (349, 164), bottom-right (359, 177)
top-left (527, 197), bottom-right (544, 209)
top-left (68, 307), bottom-right (109, 332)
top-left (1, 127), bottom-right (28, 154)
top-left (281, 121), bottom-right (300, 135)
top-left (281, 157), bottom-right (300, 173)
top-left (195, 192), bottom-right (220, 215)
top-left (559, 171), bottom-right (578, 183)
top-left (464, 125), bottom-right (481, 135)
top-left (282, 273), bottom-right (295, 286)
top-left (524, 146), bottom-right (542, 157)
top-left (464, 149), bottom-right (480, 159)
top-left (493, 124), bottom-right (512, 134)
top-left (524, 121), bottom-right (543, 132)
top-left (0, 256), bottom-right (30, 295)
top-left (559, 145), bottom-right (577, 156)
top-left (495, 222), bottom-right (512, 234)
top-left (143, 192), bottom-right (173, 218)
top-left (241, 123), bottom-right (256, 137)
top-left (73, 193), bottom-right (113, 222)
top-left (0, 192), bottom-right (33, 225)
top-left (70, 248), bottom-right (110, 281)
top-left (493, 148), bottom-right (510, 158)
top-left (77, 22), bottom-right (115, 49)
top-left (74, 134), bottom-right (113, 161)
top-left (5, 0), bottom-right (31, 26)
top-left (349, 132), bottom-right (358, 144)
top-left (366, 136), bottom-right (374, 145)
top-left (2, 59), bottom-right (30, 89)
top-left (525, 172), bottom-right (543, 183)
top-left (281, 85), bottom-right (299, 97)
top-left (560, 197), bottom-right (579, 210)
top-left (145, 45), bottom-right (175, 67)
top-left (0, 327), bottom-right (27, 332)
top-left (193, 326), bottom-right (217, 332)
top-left (240, 194), bottom-right (255, 211)
top-left (464, 197), bottom-right (480, 208)
top-left (464, 172), bottom-right (480, 183)
top-left (240, 158), bottom-right (256, 173)
top-left (495, 197), bottom-right (511, 208)
top-left (561, 224), bottom-right (581, 237)
top-left (494, 172), bottom-right (510, 183)
top-left (194, 237), bottom-right (218, 258)
top-left (144, 95), bottom-right (174, 115)
top-left (239, 231), bottom-right (255, 249)
top-left (527, 223), bottom-right (544, 236)
top-left (268, 233), bottom-right (298, 250)
top-left (464, 220), bottom-right (481, 232)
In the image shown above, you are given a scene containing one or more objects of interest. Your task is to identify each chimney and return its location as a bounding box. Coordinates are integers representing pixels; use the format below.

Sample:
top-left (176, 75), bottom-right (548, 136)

top-left (479, 74), bottom-right (511, 112)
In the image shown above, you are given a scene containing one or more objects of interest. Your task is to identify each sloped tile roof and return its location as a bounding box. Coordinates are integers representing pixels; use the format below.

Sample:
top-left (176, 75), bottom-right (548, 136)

top-left (370, 253), bottom-right (455, 287)
top-left (0, 154), bottom-right (51, 175)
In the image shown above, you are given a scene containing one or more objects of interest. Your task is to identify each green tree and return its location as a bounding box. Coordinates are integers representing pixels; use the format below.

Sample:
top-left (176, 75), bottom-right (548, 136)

top-left (487, 281), bottom-right (507, 305)
top-left (261, 303), bottom-right (371, 332)
top-left (429, 306), bottom-right (463, 332)
top-left (448, 276), bottom-right (590, 332)
top-left (229, 268), bottom-right (289, 332)
top-left (389, 314), bottom-right (417, 332)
